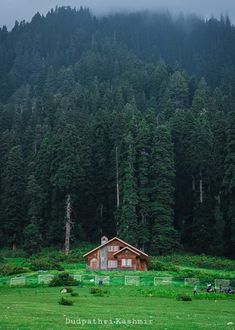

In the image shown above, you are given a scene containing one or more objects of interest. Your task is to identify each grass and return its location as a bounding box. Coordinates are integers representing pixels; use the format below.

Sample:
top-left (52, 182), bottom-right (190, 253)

top-left (156, 254), bottom-right (235, 271)
top-left (1, 250), bottom-right (235, 291)
top-left (0, 249), bottom-right (235, 328)
top-left (0, 286), bottom-right (235, 329)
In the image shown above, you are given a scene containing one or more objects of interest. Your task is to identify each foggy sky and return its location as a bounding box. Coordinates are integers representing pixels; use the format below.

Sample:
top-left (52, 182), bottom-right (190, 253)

top-left (0, 0), bottom-right (234, 29)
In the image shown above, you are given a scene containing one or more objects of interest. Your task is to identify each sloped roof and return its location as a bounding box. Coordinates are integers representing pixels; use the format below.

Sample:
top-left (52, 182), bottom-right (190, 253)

top-left (113, 246), bottom-right (140, 256)
top-left (83, 236), bottom-right (148, 258)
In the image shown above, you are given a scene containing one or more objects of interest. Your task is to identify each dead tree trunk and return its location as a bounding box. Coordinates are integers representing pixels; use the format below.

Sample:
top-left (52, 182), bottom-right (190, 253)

top-left (192, 175), bottom-right (196, 191)
top-left (64, 194), bottom-right (72, 255)
top-left (116, 146), bottom-right (120, 208)
top-left (12, 233), bottom-right (17, 251)
top-left (199, 172), bottom-right (203, 204)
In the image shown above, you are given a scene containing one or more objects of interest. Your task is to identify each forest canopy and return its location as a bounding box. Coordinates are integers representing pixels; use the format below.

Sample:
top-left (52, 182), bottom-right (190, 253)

top-left (0, 7), bottom-right (235, 257)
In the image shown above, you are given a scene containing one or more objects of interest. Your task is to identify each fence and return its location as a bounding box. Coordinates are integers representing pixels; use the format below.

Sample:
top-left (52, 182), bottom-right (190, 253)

top-left (95, 275), bottom-right (110, 285)
top-left (10, 276), bottom-right (26, 286)
top-left (38, 274), bottom-right (54, 284)
top-left (0, 274), bottom-right (234, 288)
top-left (125, 276), bottom-right (140, 286)
top-left (214, 279), bottom-right (231, 290)
top-left (154, 277), bottom-right (172, 286)
top-left (184, 278), bottom-right (200, 287)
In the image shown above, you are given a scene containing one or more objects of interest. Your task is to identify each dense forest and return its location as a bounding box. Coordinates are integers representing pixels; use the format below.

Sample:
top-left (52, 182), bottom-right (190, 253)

top-left (0, 7), bottom-right (235, 257)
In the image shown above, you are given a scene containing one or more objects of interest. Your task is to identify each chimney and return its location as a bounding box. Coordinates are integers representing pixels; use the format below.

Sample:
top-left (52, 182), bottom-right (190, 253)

top-left (101, 236), bottom-right (108, 245)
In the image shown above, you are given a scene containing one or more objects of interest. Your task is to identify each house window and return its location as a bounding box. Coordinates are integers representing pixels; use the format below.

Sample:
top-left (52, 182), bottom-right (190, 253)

top-left (108, 260), bottom-right (117, 268)
top-left (121, 259), bottom-right (132, 267)
top-left (108, 245), bottom-right (119, 252)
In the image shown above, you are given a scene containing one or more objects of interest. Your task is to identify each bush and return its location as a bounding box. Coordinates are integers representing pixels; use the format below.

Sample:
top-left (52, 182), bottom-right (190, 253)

top-left (174, 268), bottom-right (215, 282)
top-left (149, 259), bottom-right (179, 272)
top-left (157, 254), bottom-right (235, 271)
top-left (59, 297), bottom-right (73, 306)
top-left (29, 257), bottom-right (64, 271)
top-left (0, 264), bottom-right (28, 276)
top-left (30, 244), bottom-right (96, 264)
top-left (176, 294), bottom-right (192, 301)
top-left (49, 272), bottom-right (78, 287)
top-left (71, 292), bottom-right (79, 297)
top-left (90, 287), bottom-right (108, 296)
top-left (0, 249), bottom-right (27, 258)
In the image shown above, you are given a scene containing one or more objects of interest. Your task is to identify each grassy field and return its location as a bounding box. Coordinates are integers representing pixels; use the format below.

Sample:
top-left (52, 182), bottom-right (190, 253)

top-left (0, 249), bottom-right (235, 329)
top-left (0, 286), bottom-right (235, 330)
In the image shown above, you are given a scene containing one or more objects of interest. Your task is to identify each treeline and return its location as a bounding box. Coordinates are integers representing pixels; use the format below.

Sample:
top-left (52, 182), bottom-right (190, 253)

top-left (0, 7), bottom-right (235, 257)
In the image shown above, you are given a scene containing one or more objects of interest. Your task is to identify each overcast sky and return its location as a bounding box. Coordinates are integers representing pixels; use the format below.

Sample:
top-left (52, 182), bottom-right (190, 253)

top-left (0, 0), bottom-right (234, 29)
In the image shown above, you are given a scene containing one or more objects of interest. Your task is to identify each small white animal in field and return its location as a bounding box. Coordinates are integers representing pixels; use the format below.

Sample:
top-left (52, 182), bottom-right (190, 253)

top-left (60, 288), bottom-right (68, 294)
top-left (90, 279), bottom-right (95, 282)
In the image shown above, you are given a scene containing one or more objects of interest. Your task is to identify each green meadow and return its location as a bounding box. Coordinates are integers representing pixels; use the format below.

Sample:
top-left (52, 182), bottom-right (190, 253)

top-left (0, 286), bottom-right (235, 330)
top-left (0, 251), bottom-right (235, 329)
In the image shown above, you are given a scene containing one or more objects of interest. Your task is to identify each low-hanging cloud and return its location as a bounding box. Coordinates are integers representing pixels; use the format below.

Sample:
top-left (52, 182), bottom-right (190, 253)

top-left (0, 0), bottom-right (234, 29)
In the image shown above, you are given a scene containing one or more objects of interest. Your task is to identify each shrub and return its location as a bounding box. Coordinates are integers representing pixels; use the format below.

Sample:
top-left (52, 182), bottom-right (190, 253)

top-left (71, 292), bottom-right (79, 297)
top-left (30, 244), bottom-right (96, 264)
top-left (49, 272), bottom-right (78, 287)
top-left (149, 259), bottom-right (179, 272)
top-left (174, 268), bottom-right (215, 282)
top-left (0, 249), bottom-right (27, 258)
top-left (0, 264), bottom-right (28, 276)
top-left (59, 297), bottom-right (73, 306)
top-left (90, 287), bottom-right (108, 296)
top-left (176, 294), bottom-right (192, 301)
top-left (157, 254), bottom-right (235, 271)
top-left (29, 257), bottom-right (64, 271)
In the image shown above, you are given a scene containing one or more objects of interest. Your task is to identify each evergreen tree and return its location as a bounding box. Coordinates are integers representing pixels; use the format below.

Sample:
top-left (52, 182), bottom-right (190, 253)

top-left (1, 146), bottom-right (25, 249)
top-left (0, 8), bottom-right (235, 256)
top-left (135, 117), bottom-right (151, 250)
top-left (223, 111), bottom-right (235, 257)
top-left (190, 113), bottom-right (214, 253)
top-left (149, 123), bottom-right (178, 254)
top-left (167, 71), bottom-right (189, 111)
top-left (23, 223), bottom-right (42, 255)
top-left (50, 121), bottom-right (82, 249)
top-left (118, 129), bottom-right (138, 246)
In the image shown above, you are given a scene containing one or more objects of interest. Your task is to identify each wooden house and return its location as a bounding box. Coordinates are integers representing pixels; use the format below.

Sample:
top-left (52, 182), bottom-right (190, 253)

top-left (83, 236), bottom-right (149, 271)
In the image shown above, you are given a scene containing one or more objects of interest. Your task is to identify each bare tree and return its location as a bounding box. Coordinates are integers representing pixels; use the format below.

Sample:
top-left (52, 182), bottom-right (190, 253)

top-left (64, 194), bottom-right (72, 255)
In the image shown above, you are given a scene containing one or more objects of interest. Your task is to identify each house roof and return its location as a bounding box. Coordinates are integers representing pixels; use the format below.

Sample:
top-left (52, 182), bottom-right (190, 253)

top-left (113, 246), bottom-right (140, 256)
top-left (83, 237), bottom-right (148, 258)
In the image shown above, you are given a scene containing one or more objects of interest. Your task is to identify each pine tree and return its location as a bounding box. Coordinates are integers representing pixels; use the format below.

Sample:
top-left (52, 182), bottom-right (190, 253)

top-left (167, 71), bottom-right (189, 111)
top-left (135, 117), bottom-right (151, 250)
top-left (26, 174), bottom-right (43, 223)
top-left (189, 113), bottom-right (214, 253)
top-left (171, 110), bottom-right (195, 246)
top-left (223, 111), bottom-right (235, 257)
top-left (23, 223), bottom-right (42, 256)
top-left (211, 111), bottom-right (226, 255)
top-left (1, 146), bottom-right (25, 249)
top-left (116, 102), bottom-right (141, 244)
top-left (118, 130), bottom-right (138, 246)
top-left (149, 123), bottom-right (178, 254)
top-left (50, 122), bottom-right (82, 251)
top-left (192, 78), bottom-right (210, 113)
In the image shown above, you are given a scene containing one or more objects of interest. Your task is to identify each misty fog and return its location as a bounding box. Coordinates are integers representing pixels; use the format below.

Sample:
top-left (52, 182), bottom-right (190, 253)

top-left (0, 0), bottom-right (234, 29)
